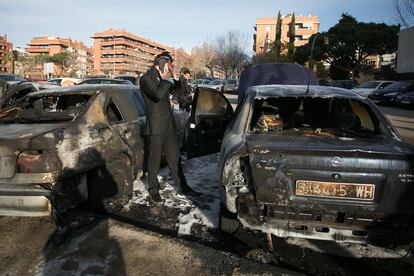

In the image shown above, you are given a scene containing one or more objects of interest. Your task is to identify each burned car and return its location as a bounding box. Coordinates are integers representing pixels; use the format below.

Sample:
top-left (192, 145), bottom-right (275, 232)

top-left (0, 84), bottom-right (188, 220)
top-left (0, 81), bottom-right (59, 110)
top-left (187, 84), bottom-right (414, 247)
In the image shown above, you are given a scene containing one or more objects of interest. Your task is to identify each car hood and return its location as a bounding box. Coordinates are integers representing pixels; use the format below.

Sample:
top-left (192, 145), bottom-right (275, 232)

top-left (370, 89), bottom-right (399, 96)
top-left (351, 88), bottom-right (374, 97)
top-left (352, 88), bottom-right (373, 93)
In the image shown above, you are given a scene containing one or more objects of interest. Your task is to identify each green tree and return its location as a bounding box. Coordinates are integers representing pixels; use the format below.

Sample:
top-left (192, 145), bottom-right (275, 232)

top-left (316, 62), bottom-right (329, 80)
top-left (49, 52), bottom-right (73, 75)
top-left (294, 14), bottom-right (399, 79)
top-left (254, 41), bottom-right (293, 64)
top-left (287, 13), bottom-right (296, 60)
top-left (274, 11), bottom-right (282, 62)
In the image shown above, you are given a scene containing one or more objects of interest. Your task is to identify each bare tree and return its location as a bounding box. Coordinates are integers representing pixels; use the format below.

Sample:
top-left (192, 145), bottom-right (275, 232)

top-left (394, 0), bottom-right (414, 28)
top-left (213, 31), bottom-right (249, 79)
top-left (191, 42), bottom-right (218, 77)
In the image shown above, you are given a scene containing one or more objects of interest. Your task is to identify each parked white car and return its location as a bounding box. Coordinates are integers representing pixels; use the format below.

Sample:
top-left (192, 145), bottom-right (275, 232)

top-left (201, 79), bottom-right (227, 92)
top-left (189, 79), bottom-right (211, 89)
top-left (352, 80), bottom-right (395, 98)
top-left (223, 79), bottom-right (239, 93)
top-left (45, 78), bottom-right (82, 86)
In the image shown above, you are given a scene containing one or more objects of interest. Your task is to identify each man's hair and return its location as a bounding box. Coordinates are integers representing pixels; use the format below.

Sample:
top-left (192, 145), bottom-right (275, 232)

top-left (154, 51), bottom-right (173, 65)
top-left (182, 69), bottom-right (191, 75)
top-left (154, 51), bottom-right (173, 72)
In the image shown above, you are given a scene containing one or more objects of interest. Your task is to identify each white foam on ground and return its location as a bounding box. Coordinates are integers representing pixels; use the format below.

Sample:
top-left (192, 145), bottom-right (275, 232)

top-left (125, 153), bottom-right (221, 236)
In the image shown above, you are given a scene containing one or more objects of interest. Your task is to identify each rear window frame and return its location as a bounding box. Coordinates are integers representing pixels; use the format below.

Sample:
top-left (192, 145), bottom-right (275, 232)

top-left (0, 92), bottom-right (97, 124)
top-left (246, 95), bottom-right (394, 139)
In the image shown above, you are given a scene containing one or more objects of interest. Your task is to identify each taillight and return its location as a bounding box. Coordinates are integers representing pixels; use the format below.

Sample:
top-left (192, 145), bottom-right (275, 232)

top-left (221, 155), bottom-right (251, 213)
top-left (16, 151), bottom-right (61, 173)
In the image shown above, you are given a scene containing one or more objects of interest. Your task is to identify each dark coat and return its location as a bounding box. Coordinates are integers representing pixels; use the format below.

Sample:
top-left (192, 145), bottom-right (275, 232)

top-left (173, 75), bottom-right (192, 110)
top-left (139, 66), bottom-right (177, 135)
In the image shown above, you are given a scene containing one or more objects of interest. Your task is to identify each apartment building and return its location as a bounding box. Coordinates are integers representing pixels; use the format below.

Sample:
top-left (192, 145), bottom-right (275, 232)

top-left (254, 14), bottom-right (319, 54)
top-left (93, 28), bottom-right (175, 76)
top-left (26, 36), bottom-right (93, 77)
top-left (0, 34), bottom-right (13, 73)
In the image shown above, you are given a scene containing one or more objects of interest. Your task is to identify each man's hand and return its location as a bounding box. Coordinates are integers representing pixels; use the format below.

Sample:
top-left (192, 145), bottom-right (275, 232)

top-left (156, 64), bottom-right (171, 80)
top-left (169, 64), bottom-right (179, 80)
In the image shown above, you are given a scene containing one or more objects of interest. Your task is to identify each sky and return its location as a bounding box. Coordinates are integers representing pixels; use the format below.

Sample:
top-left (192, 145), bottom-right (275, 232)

top-left (0, 0), bottom-right (396, 55)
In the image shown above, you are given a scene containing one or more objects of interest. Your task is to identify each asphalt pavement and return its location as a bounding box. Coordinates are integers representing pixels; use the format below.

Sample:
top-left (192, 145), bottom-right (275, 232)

top-left (378, 105), bottom-right (414, 144)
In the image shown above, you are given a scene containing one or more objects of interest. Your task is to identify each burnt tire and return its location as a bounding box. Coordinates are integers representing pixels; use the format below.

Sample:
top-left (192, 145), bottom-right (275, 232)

top-left (219, 203), bottom-right (240, 234)
top-left (86, 158), bottom-right (133, 213)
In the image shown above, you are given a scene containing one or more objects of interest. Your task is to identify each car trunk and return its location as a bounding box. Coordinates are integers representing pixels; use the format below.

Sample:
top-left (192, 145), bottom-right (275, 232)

top-left (0, 124), bottom-right (65, 179)
top-left (246, 135), bottom-right (414, 215)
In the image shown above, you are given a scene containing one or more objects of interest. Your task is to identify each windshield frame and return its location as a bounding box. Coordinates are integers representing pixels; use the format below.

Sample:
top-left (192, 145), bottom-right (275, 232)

top-left (0, 92), bottom-right (96, 124)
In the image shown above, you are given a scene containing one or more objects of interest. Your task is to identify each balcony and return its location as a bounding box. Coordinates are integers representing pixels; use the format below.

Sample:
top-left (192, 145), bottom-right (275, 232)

top-left (100, 40), bottom-right (160, 55)
top-left (26, 48), bottom-right (50, 53)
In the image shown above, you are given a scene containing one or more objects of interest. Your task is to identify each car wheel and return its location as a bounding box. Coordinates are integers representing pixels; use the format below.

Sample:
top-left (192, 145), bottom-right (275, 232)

top-left (219, 203), bottom-right (240, 234)
top-left (86, 157), bottom-right (133, 213)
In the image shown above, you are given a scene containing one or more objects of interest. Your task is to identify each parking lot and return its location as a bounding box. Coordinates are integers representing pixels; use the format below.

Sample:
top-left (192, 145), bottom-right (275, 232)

top-left (1, 92), bottom-right (414, 275)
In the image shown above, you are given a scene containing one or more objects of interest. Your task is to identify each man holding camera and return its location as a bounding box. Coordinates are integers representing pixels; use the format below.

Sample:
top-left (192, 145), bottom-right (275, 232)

top-left (139, 52), bottom-right (200, 202)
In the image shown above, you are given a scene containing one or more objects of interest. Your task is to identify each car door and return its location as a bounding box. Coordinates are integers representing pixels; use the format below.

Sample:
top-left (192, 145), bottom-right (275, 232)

top-left (186, 87), bottom-right (234, 158)
top-left (110, 90), bottom-right (142, 159)
top-left (0, 79), bottom-right (6, 98)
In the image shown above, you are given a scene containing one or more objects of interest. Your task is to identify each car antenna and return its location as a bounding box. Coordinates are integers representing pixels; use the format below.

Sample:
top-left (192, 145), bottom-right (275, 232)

top-left (306, 33), bottom-right (327, 94)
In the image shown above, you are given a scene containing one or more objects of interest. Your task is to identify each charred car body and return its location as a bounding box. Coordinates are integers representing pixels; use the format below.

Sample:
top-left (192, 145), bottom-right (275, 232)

top-left (187, 65), bottom-right (414, 247)
top-left (0, 81), bottom-right (59, 110)
top-left (0, 84), bottom-right (188, 219)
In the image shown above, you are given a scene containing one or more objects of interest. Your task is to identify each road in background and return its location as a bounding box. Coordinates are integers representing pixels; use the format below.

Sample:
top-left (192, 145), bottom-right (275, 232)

top-left (378, 106), bottom-right (414, 144)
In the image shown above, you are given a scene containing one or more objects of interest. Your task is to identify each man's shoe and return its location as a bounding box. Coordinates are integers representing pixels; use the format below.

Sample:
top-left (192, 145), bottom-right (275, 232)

top-left (149, 192), bottom-right (163, 203)
top-left (181, 188), bottom-right (201, 197)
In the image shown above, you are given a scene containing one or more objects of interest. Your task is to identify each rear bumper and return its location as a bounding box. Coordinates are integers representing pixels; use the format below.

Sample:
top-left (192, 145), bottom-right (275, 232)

top-left (0, 195), bottom-right (51, 216)
top-left (0, 172), bottom-right (57, 217)
top-left (236, 193), bottom-right (414, 246)
top-left (0, 184), bottom-right (53, 216)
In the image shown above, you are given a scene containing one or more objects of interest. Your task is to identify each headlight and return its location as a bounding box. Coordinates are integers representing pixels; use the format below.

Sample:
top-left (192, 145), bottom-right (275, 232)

top-left (16, 151), bottom-right (61, 173)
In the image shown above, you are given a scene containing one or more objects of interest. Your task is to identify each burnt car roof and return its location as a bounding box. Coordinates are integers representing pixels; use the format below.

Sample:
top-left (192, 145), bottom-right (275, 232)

top-left (248, 85), bottom-right (362, 99)
top-left (26, 84), bottom-right (137, 97)
top-left (237, 63), bottom-right (319, 103)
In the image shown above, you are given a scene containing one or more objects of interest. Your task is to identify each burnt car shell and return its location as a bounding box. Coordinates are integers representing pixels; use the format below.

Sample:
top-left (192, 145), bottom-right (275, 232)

top-left (188, 84), bottom-right (414, 247)
top-left (0, 85), bottom-right (143, 217)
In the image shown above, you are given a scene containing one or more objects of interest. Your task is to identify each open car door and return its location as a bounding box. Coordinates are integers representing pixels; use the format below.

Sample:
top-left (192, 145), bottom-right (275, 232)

top-left (186, 87), bottom-right (234, 158)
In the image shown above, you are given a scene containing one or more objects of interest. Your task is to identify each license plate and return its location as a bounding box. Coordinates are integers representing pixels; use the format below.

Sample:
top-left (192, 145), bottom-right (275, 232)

top-left (295, 180), bottom-right (375, 201)
top-left (372, 100), bottom-right (380, 103)
top-left (401, 100), bottom-right (410, 104)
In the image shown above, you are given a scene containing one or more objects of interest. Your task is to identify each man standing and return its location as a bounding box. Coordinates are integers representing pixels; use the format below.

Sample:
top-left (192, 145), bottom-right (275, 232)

top-left (177, 69), bottom-right (193, 112)
top-left (139, 52), bottom-right (200, 202)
